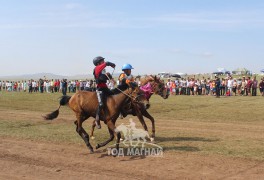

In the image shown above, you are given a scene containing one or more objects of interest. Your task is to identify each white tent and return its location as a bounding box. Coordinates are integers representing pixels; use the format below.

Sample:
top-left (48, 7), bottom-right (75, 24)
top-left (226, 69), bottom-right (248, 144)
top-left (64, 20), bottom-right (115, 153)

top-left (216, 68), bottom-right (228, 73)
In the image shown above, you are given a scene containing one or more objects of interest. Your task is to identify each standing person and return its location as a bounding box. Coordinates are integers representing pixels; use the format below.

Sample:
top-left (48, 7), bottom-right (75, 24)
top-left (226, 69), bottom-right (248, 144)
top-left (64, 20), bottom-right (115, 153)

top-left (50, 79), bottom-right (54, 93)
top-left (246, 77), bottom-right (252, 96)
top-left (166, 78), bottom-right (172, 95)
top-left (80, 80), bottom-right (84, 91)
top-left (23, 80), bottom-right (27, 92)
top-left (59, 79), bottom-right (62, 93)
top-left (232, 79), bottom-right (237, 96)
top-left (72, 80), bottom-right (76, 93)
top-left (206, 78), bottom-right (210, 95)
top-left (76, 80), bottom-right (80, 91)
top-left (171, 81), bottom-right (176, 95)
top-left (241, 78), bottom-right (246, 96)
top-left (186, 77), bottom-right (190, 95)
top-left (227, 76), bottom-right (233, 96)
top-left (259, 78), bottom-right (264, 96)
top-left (175, 78), bottom-right (179, 95)
top-left (46, 80), bottom-right (50, 93)
top-left (54, 80), bottom-right (58, 92)
top-left (201, 78), bottom-right (206, 95)
top-left (31, 80), bottom-right (36, 92)
top-left (215, 77), bottom-right (221, 98)
top-left (181, 78), bottom-right (187, 95)
top-left (189, 78), bottom-right (195, 96)
top-left (237, 78), bottom-right (242, 96)
top-left (39, 79), bottom-right (44, 93)
top-left (251, 76), bottom-right (258, 96)
top-left (93, 56), bottom-right (116, 129)
top-left (61, 79), bottom-right (67, 96)
top-left (28, 80), bottom-right (33, 93)
top-left (220, 78), bottom-right (225, 96)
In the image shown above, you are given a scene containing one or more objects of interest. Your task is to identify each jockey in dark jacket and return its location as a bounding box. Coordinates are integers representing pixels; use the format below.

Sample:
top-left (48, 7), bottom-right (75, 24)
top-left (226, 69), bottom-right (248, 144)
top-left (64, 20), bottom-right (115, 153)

top-left (93, 56), bottom-right (115, 129)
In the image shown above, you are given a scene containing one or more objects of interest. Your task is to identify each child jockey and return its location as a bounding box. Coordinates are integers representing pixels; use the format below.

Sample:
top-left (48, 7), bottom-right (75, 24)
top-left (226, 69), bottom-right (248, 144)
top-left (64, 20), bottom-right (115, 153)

top-left (112, 63), bottom-right (137, 118)
top-left (93, 56), bottom-right (115, 129)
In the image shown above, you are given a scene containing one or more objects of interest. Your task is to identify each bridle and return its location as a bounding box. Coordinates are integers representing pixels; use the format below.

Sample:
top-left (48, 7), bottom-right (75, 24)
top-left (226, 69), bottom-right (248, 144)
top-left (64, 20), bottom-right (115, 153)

top-left (141, 77), bottom-right (166, 98)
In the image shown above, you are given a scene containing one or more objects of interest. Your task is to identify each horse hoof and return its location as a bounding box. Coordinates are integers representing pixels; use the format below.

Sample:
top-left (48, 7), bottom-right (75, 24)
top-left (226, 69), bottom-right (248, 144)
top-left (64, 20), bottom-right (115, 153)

top-left (150, 138), bottom-right (155, 142)
top-left (90, 149), bottom-right (94, 154)
top-left (91, 136), bottom-right (95, 140)
top-left (120, 138), bottom-right (124, 141)
top-left (96, 144), bottom-right (100, 149)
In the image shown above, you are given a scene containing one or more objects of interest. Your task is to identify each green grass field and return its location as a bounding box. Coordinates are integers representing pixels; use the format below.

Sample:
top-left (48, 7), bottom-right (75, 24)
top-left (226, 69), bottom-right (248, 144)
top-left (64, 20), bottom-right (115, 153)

top-left (0, 91), bottom-right (264, 160)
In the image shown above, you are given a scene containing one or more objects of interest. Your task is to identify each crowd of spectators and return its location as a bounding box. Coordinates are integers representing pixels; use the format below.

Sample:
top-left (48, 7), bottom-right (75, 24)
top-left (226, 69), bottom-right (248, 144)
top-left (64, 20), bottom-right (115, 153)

top-left (0, 78), bottom-right (117, 96)
top-left (1, 75), bottom-right (263, 97)
top-left (165, 76), bottom-right (264, 97)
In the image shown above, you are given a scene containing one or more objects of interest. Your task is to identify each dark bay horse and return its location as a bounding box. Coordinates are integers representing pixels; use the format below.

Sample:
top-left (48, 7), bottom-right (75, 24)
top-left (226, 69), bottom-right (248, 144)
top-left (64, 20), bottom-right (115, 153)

top-left (43, 87), bottom-right (149, 153)
top-left (90, 75), bottom-right (168, 141)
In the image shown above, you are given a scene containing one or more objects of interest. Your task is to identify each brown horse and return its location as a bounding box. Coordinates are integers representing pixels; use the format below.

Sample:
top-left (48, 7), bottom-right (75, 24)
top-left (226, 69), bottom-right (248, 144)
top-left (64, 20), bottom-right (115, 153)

top-left (90, 75), bottom-right (168, 141)
top-left (43, 87), bottom-right (149, 154)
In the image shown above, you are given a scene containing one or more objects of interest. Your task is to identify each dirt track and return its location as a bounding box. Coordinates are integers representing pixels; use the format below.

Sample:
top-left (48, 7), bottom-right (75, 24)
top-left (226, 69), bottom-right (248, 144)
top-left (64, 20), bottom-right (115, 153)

top-left (1, 137), bottom-right (264, 180)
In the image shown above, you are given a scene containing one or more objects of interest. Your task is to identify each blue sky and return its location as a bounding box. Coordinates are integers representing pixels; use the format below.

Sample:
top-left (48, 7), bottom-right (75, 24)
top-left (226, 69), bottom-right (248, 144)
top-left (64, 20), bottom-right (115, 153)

top-left (0, 0), bottom-right (263, 76)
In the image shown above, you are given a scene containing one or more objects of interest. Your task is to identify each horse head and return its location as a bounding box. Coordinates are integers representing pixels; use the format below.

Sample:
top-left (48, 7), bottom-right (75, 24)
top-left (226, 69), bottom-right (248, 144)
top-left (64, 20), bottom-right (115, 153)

top-left (153, 76), bottom-right (169, 99)
top-left (144, 75), bottom-right (168, 99)
top-left (130, 85), bottom-right (150, 110)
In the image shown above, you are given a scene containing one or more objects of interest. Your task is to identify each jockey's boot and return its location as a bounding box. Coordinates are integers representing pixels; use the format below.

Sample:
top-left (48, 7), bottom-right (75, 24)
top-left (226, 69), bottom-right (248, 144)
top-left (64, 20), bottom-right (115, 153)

top-left (95, 90), bottom-right (105, 129)
top-left (95, 106), bottom-right (102, 129)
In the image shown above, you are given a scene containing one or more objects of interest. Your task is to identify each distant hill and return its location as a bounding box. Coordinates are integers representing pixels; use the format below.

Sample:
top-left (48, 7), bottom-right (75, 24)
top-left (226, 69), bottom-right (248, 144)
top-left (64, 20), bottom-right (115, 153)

top-left (0, 73), bottom-right (65, 80)
top-left (0, 72), bottom-right (138, 81)
top-left (0, 73), bottom-right (93, 81)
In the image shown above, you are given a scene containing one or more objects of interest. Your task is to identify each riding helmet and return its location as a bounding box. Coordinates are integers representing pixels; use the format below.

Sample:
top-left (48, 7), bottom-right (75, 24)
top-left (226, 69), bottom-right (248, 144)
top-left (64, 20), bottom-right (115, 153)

top-left (122, 63), bottom-right (134, 71)
top-left (93, 56), bottom-right (105, 66)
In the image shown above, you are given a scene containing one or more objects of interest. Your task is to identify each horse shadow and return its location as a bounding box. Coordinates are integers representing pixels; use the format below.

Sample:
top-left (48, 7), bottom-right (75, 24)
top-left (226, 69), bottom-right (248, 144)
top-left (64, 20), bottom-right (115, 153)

top-left (163, 146), bottom-right (200, 152)
top-left (155, 136), bottom-right (220, 152)
top-left (156, 136), bottom-right (219, 142)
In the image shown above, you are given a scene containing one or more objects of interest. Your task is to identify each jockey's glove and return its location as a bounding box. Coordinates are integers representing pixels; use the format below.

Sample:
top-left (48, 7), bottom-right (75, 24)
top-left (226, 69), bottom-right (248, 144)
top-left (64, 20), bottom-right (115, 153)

top-left (129, 82), bottom-right (138, 89)
top-left (106, 62), bottom-right (116, 68)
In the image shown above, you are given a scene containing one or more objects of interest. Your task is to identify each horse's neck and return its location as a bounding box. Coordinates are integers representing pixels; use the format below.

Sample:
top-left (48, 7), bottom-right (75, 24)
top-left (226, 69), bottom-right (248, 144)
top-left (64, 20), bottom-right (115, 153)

top-left (140, 75), bottom-right (153, 86)
top-left (108, 89), bottom-right (130, 108)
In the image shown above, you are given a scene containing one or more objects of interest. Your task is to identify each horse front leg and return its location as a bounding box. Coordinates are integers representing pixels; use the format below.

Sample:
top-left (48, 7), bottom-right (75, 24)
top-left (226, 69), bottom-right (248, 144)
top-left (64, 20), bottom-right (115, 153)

top-left (74, 120), bottom-right (94, 153)
top-left (90, 120), bottom-right (96, 139)
top-left (95, 126), bottom-right (115, 149)
top-left (134, 105), bottom-right (148, 132)
top-left (96, 120), bottom-right (121, 155)
top-left (142, 110), bottom-right (155, 142)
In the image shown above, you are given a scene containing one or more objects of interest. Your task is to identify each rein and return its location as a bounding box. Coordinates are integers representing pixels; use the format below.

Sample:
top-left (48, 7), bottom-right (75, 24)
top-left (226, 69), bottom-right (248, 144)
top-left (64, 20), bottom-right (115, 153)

top-left (105, 72), bottom-right (142, 103)
top-left (115, 86), bottom-right (143, 103)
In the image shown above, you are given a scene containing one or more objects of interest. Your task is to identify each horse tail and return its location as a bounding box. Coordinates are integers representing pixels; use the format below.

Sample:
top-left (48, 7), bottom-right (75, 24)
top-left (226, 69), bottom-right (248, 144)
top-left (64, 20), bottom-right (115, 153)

top-left (43, 96), bottom-right (71, 120)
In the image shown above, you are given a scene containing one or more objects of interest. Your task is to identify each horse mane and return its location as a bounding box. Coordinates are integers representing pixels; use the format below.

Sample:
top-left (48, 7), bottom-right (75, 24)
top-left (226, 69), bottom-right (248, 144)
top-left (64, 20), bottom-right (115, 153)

top-left (140, 75), bottom-right (160, 86)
